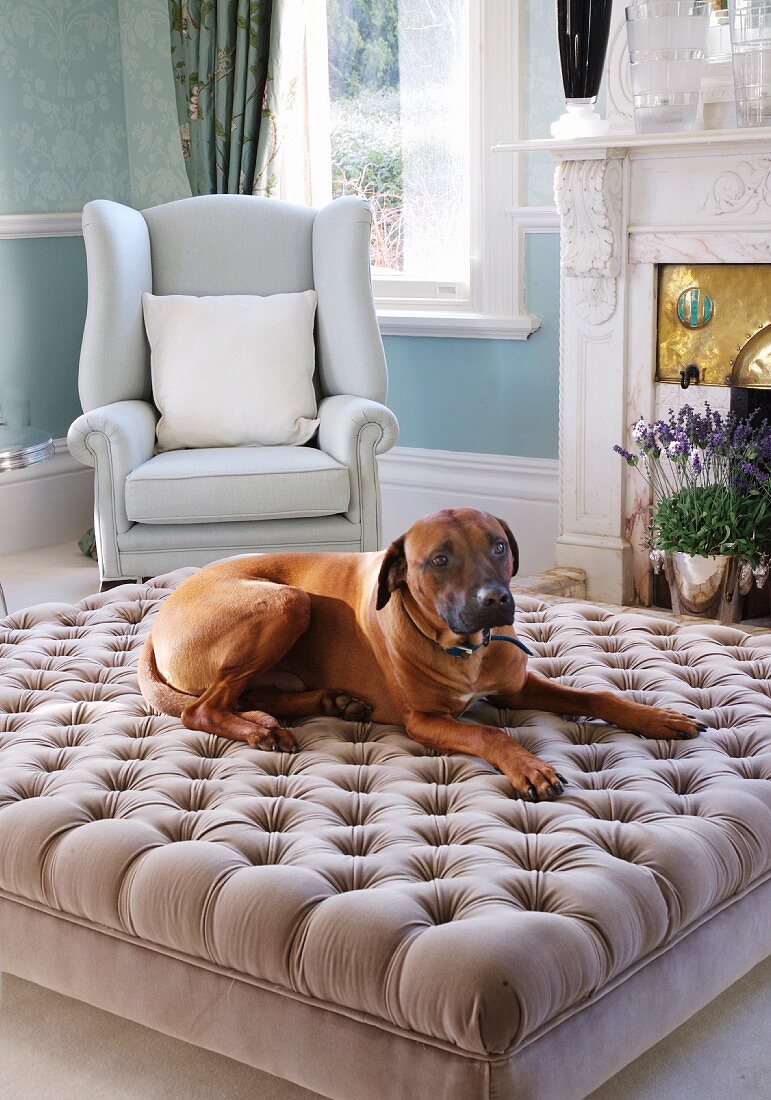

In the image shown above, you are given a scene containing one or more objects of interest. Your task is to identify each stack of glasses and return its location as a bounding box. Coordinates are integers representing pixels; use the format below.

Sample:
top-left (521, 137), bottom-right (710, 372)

top-left (626, 2), bottom-right (712, 133)
top-left (729, 0), bottom-right (771, 126)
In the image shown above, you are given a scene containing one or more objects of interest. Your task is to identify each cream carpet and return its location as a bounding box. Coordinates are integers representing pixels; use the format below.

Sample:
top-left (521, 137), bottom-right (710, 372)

top-left (0, 540), bottom-right (98, 615)
top-left (0, 961), bottom-right (768, 1099)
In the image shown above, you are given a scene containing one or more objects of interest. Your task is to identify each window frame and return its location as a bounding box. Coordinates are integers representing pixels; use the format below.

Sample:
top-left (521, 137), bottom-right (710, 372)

top-left (287, 1), bottom-right (537, 340)
top-left (376, 1), bottom-right (537, 339)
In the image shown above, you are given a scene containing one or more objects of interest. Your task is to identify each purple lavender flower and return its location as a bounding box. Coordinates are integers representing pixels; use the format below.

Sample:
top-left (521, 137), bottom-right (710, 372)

top-left (631, 418), bottom-right (647, 443)
top-left (656, 419), bottom-right (674, 446)
top-left (613, 444), bottom-right (638, 466)
top-left (614, 406), bottom-right (771, 562)
top-left (668, 431), bottom-right (690, 459)
top-left (741, 461), bottom-right (763, 479)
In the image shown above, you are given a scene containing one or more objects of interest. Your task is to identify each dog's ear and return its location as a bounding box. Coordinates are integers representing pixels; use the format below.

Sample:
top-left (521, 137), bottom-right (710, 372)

top-left (376, 536), bottom-right (407, 610)
top-left (495, 517), bottom-right (519, 578)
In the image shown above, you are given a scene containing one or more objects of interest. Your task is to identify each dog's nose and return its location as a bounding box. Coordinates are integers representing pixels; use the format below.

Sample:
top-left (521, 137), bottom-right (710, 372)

top-left (476, 585), bottom-right (512, 609)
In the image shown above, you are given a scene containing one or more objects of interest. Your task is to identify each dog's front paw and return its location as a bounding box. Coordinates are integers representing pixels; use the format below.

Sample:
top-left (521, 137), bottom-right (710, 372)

top-left (321, 691), bottom-right (372, 721)
top-left (498, 746), bottom-right (566, 801)
top-left (620, 703), bottom-right (707, 740)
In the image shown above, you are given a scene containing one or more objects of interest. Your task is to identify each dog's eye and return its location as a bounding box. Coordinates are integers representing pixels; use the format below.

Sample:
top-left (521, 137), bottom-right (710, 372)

top-left (431, 553), bottom-right (449, 568)
top-left (493, 540), bottom-right (507, 555)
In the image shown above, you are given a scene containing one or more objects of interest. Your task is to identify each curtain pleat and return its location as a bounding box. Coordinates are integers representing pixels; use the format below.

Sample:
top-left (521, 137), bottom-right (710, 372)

top-left (169, 0), bottom-right (302, 197)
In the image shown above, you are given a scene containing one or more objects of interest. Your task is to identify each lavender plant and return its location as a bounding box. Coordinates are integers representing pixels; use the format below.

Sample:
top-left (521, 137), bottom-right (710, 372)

top-left (615, 405), bottom-right (771, 564)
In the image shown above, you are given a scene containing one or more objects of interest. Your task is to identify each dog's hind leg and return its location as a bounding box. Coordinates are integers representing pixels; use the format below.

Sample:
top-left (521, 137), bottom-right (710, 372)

top-left (179, 584), bottom-right (312, 753)
top-left (182, 681), bottom-right (298, 752)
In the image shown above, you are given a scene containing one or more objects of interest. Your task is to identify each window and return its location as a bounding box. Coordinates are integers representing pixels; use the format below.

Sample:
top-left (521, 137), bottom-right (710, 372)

top-left (281, 2), bottom-right (535, 338)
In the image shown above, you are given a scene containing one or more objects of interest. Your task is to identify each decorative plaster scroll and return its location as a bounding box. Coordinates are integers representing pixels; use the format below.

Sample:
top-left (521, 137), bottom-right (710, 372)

top-left (709, 156), bottom-right (771, 216)
top-left (554, 157), bottom-right (623, 277)
top-left (574, 276), bottom-right (617, 325)
top-left (555, 156), bottom-right (623, 324)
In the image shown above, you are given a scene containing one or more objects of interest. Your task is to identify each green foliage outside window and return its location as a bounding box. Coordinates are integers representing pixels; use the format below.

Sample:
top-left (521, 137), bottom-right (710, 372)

top-left (326, 0), bottom-right (404, 269)
top-left (327, 0), bottom-right (399, 97)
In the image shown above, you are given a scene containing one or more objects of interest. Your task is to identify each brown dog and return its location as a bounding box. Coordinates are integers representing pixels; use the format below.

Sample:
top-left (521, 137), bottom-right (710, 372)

top-left (139, 508), bottom-right (703, 801)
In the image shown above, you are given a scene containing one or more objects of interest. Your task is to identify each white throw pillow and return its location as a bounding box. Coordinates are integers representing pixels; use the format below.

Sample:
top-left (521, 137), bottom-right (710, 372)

top-left (142, 290), bottom-right (320, 451)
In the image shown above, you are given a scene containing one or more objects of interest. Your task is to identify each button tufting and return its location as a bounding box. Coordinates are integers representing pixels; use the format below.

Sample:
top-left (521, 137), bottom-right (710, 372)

top-left (0, 574), bottom-right (769, 1061)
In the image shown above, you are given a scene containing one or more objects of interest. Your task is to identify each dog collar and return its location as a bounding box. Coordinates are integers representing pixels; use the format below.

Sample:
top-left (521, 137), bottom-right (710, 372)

top-left (442, 629), bottom-right (534, 660)
top-left (397, 591), bottom-right (533, 660)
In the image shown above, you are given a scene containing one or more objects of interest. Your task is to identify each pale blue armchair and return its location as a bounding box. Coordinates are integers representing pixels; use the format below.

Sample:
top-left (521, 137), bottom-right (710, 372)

top-left (68, 195), bottom-right (398, 584)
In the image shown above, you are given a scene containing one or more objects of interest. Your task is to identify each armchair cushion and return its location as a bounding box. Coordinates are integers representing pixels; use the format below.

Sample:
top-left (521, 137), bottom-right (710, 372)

top-left (125, 445), bottom-right (350, 525)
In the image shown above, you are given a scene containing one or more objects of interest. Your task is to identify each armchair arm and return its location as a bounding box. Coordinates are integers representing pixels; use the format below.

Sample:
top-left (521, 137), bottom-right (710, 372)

top-left (317, 395), bottom-right (398, 549)
top-left (67, 399), bottom-right (159, 577)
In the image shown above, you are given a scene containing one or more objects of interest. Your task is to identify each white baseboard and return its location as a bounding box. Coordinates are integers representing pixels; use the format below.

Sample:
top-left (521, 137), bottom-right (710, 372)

top-left (0, 439), bottom-right (93, 555)
top-left (378, 446), bottom-right (559, 577)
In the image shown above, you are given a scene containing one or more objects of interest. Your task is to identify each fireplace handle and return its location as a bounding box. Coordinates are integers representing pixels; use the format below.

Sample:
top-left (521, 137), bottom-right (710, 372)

top-left (680, 364), bottom-right (700, 389)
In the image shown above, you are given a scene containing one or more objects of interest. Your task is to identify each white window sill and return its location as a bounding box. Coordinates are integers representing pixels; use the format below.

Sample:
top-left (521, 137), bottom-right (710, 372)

top-left (376, 310), bottom-right (541, 340)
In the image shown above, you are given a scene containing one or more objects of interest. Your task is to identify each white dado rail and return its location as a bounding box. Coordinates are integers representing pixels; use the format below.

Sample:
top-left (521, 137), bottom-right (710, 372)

top-left (499, 127), bottom-right (771, 605)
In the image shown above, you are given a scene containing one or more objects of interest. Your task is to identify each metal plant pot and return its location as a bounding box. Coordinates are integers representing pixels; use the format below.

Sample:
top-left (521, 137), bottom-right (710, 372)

top-left (663, 552), bottom-right (742, 622)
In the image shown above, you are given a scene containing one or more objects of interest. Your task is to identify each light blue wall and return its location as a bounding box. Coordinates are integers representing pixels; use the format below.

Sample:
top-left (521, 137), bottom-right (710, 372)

top-left (0, 0), bottom-right (126, 438)
top-left (384, 234), bottom-right (560, 459)
top-left (0, 236), bottom-right (87, 436)
top-left (0, 0), bottom-right (565, 456)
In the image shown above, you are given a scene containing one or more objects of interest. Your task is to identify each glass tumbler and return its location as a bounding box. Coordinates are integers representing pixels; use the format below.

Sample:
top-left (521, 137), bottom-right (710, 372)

top-left (626, 2), bottom-right (712, 133)
top-left (729, 1), bottom-right (771, 126)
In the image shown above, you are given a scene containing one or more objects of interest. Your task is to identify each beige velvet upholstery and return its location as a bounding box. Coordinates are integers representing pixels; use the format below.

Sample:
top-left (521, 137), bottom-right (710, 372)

top-left (0, 579), bottom-right (768, 1098)
top-left (68, 195), bottom-right (398, 581)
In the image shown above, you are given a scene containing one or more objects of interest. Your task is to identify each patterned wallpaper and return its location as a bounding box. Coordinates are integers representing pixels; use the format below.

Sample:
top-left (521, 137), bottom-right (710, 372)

top-left (0, 0), bottom-right (130, 213)
top-left (0, 1), bottom-right (570, 213)
top-left (0, 0), bottom-right (190, 214)
top-left (117, 0), bottom-right (189, 208)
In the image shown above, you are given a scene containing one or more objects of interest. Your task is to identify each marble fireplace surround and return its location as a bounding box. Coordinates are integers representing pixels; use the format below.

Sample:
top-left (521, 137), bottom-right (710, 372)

top-left (503, 127), bottom-right (771, 605)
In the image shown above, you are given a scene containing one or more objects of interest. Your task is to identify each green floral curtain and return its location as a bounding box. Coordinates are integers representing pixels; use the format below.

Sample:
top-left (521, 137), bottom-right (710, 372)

top-left (168, 0), bottom-right (304, 196)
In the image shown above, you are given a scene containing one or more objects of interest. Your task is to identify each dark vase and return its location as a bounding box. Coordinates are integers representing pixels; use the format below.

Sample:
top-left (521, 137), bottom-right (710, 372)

top-left (552, 0), bottom-right (614, 137)
top-left (556, 0), bottom-right (614, 102)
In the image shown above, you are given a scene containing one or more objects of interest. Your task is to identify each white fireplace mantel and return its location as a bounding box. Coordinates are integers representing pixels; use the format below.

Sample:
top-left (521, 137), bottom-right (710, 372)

top-left (497, 126), bottom-right (771, 604)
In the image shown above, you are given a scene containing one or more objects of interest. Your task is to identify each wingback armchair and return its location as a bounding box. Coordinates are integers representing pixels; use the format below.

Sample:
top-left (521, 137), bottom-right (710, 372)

top-left (68, 195), bottom-right (398, 584)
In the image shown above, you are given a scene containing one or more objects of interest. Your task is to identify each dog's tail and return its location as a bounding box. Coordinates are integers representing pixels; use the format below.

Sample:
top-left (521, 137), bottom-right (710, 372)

top-left (137, 635), bottom-right (197, 718)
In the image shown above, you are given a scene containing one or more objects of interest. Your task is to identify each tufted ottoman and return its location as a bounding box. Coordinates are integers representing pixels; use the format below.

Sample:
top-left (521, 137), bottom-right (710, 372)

top-left (0, 572), bottom-right (769, 1100)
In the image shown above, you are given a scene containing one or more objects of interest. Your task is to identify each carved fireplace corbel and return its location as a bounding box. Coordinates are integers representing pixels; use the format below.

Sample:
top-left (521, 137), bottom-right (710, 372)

top-left (554, 154), bottom-right (624, 324)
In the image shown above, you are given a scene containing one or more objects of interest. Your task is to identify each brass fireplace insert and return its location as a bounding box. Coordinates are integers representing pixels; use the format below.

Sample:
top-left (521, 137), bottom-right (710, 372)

top-left (657, 264), bottom-right (771, 391)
